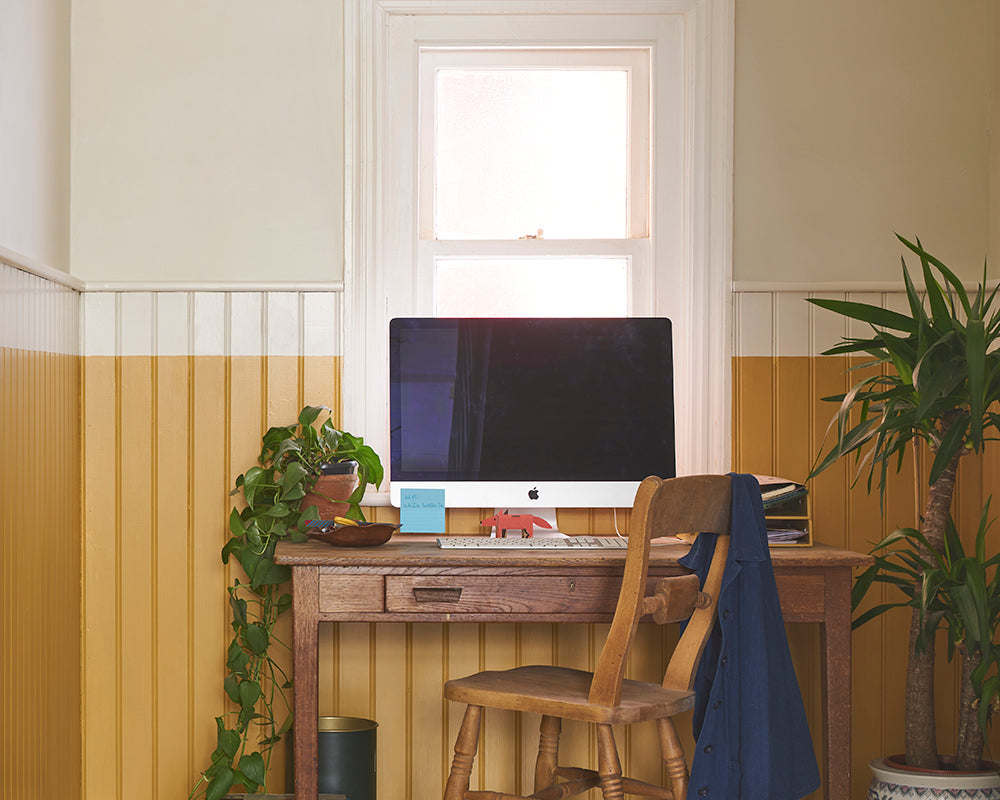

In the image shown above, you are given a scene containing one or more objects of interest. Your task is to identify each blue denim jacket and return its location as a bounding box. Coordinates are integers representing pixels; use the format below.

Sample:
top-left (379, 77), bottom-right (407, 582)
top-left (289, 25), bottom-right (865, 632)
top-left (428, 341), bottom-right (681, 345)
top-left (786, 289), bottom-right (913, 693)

top-left (678, 474), bottom-right (820, 800)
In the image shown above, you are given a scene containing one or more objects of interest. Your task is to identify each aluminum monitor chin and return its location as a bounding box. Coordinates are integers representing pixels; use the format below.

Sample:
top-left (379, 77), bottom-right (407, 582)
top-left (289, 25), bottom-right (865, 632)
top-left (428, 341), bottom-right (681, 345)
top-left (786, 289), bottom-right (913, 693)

top-left (388, 317), bottom-right (676, 509)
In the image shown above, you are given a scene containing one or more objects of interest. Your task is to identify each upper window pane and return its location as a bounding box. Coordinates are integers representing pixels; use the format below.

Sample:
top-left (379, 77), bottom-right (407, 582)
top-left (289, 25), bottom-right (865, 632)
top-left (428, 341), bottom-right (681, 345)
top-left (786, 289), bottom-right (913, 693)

top-left (434, 68), bottom-right (628, 240)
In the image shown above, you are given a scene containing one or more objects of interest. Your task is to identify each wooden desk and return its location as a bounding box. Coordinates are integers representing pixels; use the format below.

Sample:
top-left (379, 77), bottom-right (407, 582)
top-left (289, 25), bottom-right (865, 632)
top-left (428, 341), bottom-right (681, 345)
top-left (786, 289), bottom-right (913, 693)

top-left (275, 539), bottom-right (870, 800)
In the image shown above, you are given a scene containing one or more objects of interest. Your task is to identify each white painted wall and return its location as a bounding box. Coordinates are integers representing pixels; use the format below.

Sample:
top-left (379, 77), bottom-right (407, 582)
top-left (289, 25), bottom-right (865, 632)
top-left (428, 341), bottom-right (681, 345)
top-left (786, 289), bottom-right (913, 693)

top-left (734, 0), bottom-right (995, 283)
top-left (70, 0), bottom-right (344, 283)
top-left (0, 0), bottom-right (70, 271)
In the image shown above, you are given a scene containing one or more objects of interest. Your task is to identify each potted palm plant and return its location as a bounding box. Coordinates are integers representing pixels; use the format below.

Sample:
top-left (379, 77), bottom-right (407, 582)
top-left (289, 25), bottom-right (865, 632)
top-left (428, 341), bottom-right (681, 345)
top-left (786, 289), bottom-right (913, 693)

top-left (857, 503), bottom-right (1000, 796)
top-left (188, 405), bottom-right (383, 800)
top-left (807, 235), bottom-right (1000, 781)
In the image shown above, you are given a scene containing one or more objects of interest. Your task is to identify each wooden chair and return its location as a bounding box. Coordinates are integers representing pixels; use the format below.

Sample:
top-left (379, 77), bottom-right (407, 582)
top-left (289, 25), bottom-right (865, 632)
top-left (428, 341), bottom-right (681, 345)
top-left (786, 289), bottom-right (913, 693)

top-left (442, 474), bottom-right (733, 800)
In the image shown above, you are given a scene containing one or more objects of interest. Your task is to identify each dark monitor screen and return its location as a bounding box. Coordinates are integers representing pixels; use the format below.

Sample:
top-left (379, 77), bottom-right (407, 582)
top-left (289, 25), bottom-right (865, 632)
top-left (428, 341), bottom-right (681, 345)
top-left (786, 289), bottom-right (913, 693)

top-left (388, 317), bottom-right (675, 508)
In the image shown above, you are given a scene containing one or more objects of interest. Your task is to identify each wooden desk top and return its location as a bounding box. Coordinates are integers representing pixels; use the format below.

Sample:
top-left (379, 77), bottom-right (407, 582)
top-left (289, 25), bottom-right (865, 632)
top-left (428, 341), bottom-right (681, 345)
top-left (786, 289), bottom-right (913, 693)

top-left (275, 538), bottom-right (871, 570)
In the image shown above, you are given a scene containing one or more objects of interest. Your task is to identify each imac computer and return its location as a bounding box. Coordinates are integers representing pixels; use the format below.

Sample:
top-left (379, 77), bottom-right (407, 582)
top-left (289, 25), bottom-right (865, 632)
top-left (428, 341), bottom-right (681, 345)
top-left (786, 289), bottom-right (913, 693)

top-left (388, 317), bottom-right (676, 525)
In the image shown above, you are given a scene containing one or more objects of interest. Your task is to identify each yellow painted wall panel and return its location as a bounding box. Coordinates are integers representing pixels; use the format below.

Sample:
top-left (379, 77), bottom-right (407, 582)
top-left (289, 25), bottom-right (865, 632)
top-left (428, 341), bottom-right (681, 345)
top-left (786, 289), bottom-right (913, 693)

top-left (82, 355), bottom-right (120, 800)
top-left (1, 348), bottom-right (81, 800)
top-left (119, 356), bottom-right (155, 799)
top-left (189, 356), bottom-right (231, 791)
top-left (74, 348), bottom-right (1000, 800)
top-left (153, 356), bottom-right (193, 799)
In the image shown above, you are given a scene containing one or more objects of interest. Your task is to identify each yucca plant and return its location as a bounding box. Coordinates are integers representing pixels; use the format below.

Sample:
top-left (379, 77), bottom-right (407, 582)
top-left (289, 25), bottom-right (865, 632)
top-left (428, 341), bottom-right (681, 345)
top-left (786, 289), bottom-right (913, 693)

top-left (808, 234), bottom-right (1000, 769)
top-left (854, 501), bottom-right (1000, 770)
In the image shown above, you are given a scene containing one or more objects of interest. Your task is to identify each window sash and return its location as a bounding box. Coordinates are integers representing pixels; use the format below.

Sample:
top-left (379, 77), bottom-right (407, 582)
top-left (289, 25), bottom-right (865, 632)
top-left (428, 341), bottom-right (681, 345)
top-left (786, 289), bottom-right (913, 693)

top-left (418, 47), bottom-right (650, 241)
top-left (416, 238), bottom-right (651, 317)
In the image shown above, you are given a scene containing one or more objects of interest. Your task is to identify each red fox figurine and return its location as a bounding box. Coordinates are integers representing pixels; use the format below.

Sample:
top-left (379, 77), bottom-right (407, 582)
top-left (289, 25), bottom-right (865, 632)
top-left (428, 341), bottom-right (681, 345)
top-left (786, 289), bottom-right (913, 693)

top-left (480, 510), bottom-right (553, 539)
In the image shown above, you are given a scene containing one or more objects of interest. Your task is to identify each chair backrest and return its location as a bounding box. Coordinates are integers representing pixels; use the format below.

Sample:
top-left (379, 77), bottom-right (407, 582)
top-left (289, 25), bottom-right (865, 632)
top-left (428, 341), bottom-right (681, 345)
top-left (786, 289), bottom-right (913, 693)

top-left (588, 474), bottom-right (733, 707)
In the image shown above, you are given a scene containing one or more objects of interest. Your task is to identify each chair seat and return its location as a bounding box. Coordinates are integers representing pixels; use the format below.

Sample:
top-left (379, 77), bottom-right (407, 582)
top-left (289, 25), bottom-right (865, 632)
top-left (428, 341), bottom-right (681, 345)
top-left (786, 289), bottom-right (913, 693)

top-left (444, 665), bottom-right (695, 725)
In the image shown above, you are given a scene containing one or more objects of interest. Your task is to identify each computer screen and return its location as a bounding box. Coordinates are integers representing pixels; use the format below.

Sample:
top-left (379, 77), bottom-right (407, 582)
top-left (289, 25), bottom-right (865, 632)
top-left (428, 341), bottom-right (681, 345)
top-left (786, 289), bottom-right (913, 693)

top-left (388, 317), bottom-right (675, 512)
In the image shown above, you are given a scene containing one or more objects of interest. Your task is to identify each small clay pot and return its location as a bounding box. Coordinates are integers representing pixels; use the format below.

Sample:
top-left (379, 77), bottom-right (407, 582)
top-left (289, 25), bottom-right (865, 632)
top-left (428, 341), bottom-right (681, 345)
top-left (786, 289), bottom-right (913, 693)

top-left (301, 462), bottom-right (359, 521)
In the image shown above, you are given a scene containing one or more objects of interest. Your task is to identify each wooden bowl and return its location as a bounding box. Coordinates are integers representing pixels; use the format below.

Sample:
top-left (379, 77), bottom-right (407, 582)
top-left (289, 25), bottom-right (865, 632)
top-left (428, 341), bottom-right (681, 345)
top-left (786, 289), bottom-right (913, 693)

top-left (305, 522), bottom-right (399, 547)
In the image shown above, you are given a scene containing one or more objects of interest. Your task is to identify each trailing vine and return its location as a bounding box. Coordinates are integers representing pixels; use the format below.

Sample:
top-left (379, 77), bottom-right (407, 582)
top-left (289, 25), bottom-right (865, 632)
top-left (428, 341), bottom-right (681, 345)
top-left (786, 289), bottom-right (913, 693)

top-left (188, 406), bottom-right (383, 800)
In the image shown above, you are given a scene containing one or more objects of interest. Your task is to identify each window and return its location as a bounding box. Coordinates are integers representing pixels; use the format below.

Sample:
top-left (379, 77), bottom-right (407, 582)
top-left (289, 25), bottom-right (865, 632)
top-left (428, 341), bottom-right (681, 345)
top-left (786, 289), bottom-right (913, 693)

top-left (420, 48), bottom-right (644, 318)
top-left (344, 0), bottom-right (734, 484)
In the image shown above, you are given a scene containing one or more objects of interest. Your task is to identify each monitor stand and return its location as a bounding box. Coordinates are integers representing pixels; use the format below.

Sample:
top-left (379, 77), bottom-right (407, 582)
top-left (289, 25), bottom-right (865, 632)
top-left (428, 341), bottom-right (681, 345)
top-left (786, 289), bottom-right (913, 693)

top-left (487, 508), bottom-right (566, 538)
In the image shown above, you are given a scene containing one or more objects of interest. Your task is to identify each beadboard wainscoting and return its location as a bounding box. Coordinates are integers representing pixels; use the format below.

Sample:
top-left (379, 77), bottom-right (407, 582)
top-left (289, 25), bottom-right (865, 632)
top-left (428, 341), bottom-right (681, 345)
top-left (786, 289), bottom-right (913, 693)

top-left (0, 260), bottom-right (81, 800)
top-left (5, 268), bottom-right (1000, 800)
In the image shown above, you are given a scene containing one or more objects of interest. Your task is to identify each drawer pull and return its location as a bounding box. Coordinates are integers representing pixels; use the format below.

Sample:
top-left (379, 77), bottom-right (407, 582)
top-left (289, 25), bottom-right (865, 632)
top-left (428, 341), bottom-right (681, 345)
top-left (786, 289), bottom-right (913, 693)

top-left (413, 587), bottom-right (463, 603)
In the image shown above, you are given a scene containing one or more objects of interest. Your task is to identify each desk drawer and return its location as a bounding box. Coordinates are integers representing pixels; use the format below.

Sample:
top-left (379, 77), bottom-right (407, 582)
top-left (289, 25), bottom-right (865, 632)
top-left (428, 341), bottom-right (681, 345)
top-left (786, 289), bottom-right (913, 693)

top-left (319, 574), bottom-right (385, 612)
top-left (386, 576), bottom-right (619, 614)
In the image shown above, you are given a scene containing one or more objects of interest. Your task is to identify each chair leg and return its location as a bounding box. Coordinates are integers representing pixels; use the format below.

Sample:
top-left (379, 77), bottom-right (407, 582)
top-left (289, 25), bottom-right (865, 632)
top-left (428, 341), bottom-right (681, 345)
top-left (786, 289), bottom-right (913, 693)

top-left (534, 715), bottom-right (562, 792)
top-left (656, 717), bottom-right (688, 800)
top-left (445, 705), bottom-right (483, 800)
top-left (595, 724), bottom-right (625, 800)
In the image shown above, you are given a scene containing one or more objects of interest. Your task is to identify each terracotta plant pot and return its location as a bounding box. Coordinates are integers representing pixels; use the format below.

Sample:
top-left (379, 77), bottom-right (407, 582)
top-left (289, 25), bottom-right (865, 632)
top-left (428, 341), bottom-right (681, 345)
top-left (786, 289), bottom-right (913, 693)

top-left (300, 462), bottom-right (359, 521)
top-left (869, 755), bottom-right (1000, 799)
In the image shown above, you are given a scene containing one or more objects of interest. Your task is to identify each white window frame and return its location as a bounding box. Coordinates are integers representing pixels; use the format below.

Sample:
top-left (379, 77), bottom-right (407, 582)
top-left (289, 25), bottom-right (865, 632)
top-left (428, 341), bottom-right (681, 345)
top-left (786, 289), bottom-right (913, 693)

top-left (417, 47), bottom-right (649, 319)
top-left (344, 0), bottom-right (734, 499)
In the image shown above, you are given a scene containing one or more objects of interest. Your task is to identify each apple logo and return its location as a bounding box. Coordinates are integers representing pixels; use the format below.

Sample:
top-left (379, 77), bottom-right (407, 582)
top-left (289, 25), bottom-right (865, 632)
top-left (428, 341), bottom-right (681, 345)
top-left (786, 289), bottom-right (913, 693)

top-left (528, 487), bottom-right (539, 500)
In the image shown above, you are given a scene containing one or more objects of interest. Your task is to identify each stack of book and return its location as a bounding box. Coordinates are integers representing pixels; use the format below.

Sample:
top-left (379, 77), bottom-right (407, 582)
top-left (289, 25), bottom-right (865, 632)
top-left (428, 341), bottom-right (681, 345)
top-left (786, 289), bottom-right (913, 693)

top-left (755, 475), bottom-right (811, 546)
top-left (760, 479), bottom-right (808, 510)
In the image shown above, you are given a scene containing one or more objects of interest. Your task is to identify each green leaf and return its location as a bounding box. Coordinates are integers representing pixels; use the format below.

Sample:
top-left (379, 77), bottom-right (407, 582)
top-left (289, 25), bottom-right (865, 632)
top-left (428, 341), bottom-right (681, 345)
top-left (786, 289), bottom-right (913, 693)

top-left (243, 624), bottom-right (270, 655)
top-left (281, 460), bottom-right (310, 492)
top-left (234, 752), bottom-right (265, 792)
top-left (967, 318), bottom-right (987, 446)
top-left (238, 679), bottom-right (263, 725)
top-left (807, 297), bottom-right (917, 333)
top-left (223, 674), bottom-right (240, 704)
top-left (205, 768), bottom-right (235, 800)
top-left (226, 638), bottom-right (249, 676)
top-left (229, 508), bottom-right (246, 537)
top-left (929, 416), bottom-right (970, 484)
top-left (853, 602), bottom-right (908, 630)
top-left (216, 717), bottom-right (241, 759)
top-left (897, 234), bottom-right (973, 316)
top-left (229, 594), bottom-right (247, 626)
top-left (298, 405), bottom-right (326, 427)
top-left (221, 536), bottom-right (241, 565)
top-left (238, 751), bottom-right (266, 791)
top-left (250, 559), bottom-right (291, 590)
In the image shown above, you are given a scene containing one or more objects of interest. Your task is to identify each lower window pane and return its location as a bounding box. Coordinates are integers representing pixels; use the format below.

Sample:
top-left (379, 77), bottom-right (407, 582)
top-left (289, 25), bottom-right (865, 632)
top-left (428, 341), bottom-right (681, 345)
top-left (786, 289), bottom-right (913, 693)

top-left (434, 257), bottom-right (629, 317)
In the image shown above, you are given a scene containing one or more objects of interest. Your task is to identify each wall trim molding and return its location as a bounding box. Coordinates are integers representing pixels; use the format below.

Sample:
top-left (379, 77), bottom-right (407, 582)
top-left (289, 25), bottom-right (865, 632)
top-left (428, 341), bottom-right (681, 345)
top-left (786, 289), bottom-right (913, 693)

top-left (1, 245), bottom-right (345, 295)
top-left (734, 279), bottom-right (1000, 293)
top-left (83, 280), bottom-right (344, 293)
top-left (0, 244), bottom-right (84, 291)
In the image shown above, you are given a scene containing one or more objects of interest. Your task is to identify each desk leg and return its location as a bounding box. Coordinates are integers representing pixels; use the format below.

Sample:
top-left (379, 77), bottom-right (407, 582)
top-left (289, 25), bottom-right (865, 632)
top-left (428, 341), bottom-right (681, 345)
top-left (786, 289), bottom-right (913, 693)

top-left (821, 567), bottom-right (853, 800)
top-left (292, 566), bottom-right (320, 800)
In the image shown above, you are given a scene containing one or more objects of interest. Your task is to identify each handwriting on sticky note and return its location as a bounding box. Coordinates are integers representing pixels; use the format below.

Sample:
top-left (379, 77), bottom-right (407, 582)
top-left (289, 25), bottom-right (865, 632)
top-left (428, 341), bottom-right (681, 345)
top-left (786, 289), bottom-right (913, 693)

top-left (400, 488), bottom-right (446, 533)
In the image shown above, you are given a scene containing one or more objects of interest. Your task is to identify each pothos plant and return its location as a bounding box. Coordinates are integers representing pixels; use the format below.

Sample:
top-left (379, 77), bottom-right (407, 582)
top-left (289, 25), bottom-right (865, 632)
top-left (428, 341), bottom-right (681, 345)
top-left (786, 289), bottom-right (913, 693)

top-left (188, 405), bottom-right (383, 800)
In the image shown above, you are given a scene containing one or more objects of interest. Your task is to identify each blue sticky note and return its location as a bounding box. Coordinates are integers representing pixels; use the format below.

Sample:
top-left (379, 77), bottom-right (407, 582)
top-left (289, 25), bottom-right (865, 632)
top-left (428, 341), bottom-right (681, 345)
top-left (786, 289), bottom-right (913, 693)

top-left (400, 488), bottom-right (446, 533)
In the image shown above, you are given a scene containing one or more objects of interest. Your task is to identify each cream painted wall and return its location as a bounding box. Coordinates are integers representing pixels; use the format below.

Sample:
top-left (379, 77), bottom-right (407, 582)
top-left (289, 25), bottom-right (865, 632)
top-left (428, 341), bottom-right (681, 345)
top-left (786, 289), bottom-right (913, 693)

top-left (734, 0), bottom-right (995, 283)
top-left (70, 0), bottom-right (344, 283)
top-left (64, 1), bottom-right (998, 285)
top-left (0, 0), bottom-right (70, 271)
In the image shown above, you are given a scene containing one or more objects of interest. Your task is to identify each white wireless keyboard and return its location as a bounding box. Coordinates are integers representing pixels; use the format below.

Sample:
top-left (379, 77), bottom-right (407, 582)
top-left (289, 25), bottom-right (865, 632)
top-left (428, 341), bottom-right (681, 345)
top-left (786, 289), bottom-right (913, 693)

top-left (437, 536), bottom-right (628, 549)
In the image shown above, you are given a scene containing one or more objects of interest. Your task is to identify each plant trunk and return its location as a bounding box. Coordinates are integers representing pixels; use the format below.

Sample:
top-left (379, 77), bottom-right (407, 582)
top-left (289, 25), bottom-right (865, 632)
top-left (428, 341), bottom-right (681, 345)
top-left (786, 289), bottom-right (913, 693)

top-left (956, 643), bottom-right (985, 771)
top-left (904, 445), bottom-right (961, 769)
